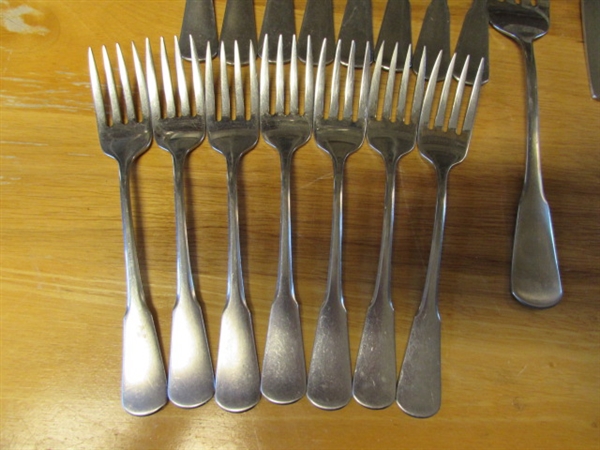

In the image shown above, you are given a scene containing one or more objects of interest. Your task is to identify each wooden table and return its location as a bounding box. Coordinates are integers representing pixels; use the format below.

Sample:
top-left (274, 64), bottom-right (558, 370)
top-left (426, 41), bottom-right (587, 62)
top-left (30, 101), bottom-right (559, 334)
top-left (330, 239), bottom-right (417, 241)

top-left (1, 1), bottom-right (598, 448)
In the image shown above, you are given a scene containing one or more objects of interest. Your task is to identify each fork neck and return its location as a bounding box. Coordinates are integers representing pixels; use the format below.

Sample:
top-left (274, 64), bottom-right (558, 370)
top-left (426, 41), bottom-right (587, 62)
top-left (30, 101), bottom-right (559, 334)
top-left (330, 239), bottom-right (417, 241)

top-left (275, 149), bottom-right (296, 300)
top-left (325, 157), bottom-right (347, 301)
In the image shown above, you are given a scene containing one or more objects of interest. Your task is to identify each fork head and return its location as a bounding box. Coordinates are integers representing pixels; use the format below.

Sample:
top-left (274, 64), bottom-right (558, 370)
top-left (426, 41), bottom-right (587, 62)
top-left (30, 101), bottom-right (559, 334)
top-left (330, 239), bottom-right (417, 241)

top-left (313, 39), bottom-right (371, 161)
top-left (417, 51), bottom-right (485, 172)
top-left (488, 0), bottom-right (550, 42)
top-left (205, 40), bottom-right (259, 159)
top-left (89, 43), bottom-right (152, 166)
top-left (260, 34), bottom-right (314, 153)
top-left (146, 35), bottom-right (205, 157)
top-left (367, 42), bottom-right (426, 164)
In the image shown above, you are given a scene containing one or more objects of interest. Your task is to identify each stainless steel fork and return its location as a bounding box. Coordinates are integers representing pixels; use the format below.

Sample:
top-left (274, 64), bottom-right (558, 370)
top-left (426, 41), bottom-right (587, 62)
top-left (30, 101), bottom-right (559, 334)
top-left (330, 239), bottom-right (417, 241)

top-left (306, 39), bottom-right (370, 410)
top-left (88, 43), bottom-right (167, 416)
top-left (488, 0), bottom-right (562, 309)
top-left (206, 40), bottom-right (261, 412)
top-left (353, 42), bottom-right (425, 410)
top-left (397, 52), bottom-right (484, 418)
top-left (259, 35), bottom-right (313, 404)
top-left (146, 36), bottom-right (214, 408)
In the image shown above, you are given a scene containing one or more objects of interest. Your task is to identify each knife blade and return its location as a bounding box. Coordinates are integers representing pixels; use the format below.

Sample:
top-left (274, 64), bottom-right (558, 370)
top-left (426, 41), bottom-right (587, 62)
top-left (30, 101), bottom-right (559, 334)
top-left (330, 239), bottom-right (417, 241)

top-left (582, 0), bottom-right (599, 99)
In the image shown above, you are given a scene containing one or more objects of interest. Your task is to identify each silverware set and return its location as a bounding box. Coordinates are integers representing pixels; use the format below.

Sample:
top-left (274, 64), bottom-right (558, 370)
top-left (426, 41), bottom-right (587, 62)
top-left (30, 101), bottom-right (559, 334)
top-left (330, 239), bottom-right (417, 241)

top-left (88, 0), bottom-right (563, 418)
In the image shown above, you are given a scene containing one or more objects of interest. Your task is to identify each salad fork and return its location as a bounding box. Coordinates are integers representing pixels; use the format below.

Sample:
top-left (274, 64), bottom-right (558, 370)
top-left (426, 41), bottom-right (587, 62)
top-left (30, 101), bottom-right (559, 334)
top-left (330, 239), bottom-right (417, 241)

top-left (145, 36), bottom-right (214, 408)
top-left (306, 39), bottom-right (370, 410)
top-left (353, 42), bottom-right (426, 410)
top-left (206, 40), bottom-right (261, 412)
top-left (88, 43), bottom-right (167, 416)
top-left (259, 35), bottom-right (313, 404)
top-left (488, 0), bottom-right (562, 308)
top-left (397, 53), bottom-right (484, 418)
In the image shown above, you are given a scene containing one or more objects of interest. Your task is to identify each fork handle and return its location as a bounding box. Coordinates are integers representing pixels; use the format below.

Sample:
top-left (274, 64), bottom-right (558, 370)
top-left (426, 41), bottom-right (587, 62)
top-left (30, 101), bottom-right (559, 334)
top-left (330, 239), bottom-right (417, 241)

top-left (397, 168), bottom-right (448, 418)
top-left (511, 39), bottom-right (562, 308)
top-left (117, 161), bottom-right (167, 416)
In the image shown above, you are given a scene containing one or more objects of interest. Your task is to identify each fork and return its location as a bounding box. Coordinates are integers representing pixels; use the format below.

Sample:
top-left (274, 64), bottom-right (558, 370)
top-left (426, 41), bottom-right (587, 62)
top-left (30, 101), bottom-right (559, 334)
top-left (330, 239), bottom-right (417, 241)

top-left (88, 43), bottom-right (167, 416)
top-left (396, 52), bottom-right (485, 418)
top-left (145, 36), bottom-right (214, 408)
top-left (259, 35), bottom-right (313, 404)
top-left (488, 0), bottom-right (562, 309)
top-left (306, 39), bottom-right (370, 410)
top-left (206, 40), bottom-right (261, 412)
top-left (352, 42), bottom-right (426, 410)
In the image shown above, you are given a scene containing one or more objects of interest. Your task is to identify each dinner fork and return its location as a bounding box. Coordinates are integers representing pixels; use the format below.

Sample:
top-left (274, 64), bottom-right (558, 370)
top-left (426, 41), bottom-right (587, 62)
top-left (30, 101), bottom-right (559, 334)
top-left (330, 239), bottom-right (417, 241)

top-left (88, 43), bottom-right (167, 416)
top-left (145, 36), bottom-right (214, 408)
top-left (353, 42), bottom-right (426, 410)
top-left (306, 39), bottom-right (370, 410)
top-left (260, 35), bottom-right (313, 404)
top-left (206, 40), bottom-right (261, 412)
top-left (397, 53), bottom-right (484, 418)
top-left (488, 0), bottom-right (562, 309)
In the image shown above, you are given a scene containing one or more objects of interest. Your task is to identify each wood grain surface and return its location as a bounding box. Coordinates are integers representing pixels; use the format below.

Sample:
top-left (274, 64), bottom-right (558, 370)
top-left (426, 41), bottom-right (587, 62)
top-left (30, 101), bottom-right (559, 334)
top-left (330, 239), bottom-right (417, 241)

top-left (1, 0), bottom-right (598, 448)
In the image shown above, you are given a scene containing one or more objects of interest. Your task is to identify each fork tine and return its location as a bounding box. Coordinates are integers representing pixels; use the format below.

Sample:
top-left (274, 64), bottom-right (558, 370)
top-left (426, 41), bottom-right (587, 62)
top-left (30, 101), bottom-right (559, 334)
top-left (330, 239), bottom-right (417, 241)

top-left (289, 35), bottom-right (298, 115)
top-left (369, 42), bottom-right (384, 119)
top-left (410, 44), bottom-right (427, 125)
top-left (314, 39), bottom-right (328, 120)
top-left (159, 37), bottom-right (176, 119)
top-left (102, 46), bottom-right (121, 124)
top-left (145, 38), bottom-right (160, 124)
top-left (448, 55), bottom-right (469, 131)
top-left (220, 42), bottom-right (231, 120)
top-left (329, 40), bottom-right (343, 119)
top-left (434, 53), bottom-right (457, 128)
top-left (357, 41), bottom-right (371, 121)
top-left (206, 42), bottom-right (216, 119)
top-left (276, 35), bottom-right (285, 115)
top-left (88, 48), bottom-right (107, 129)
top-left (174, 36), bottom-right (191, 117)
top-left (420, 50), bottom-right (443, 129)
top-left (260, 35), bottom-right (270, 114)
top-left (462, 58), bottom-right (485, 133)
top-left (249, 41), bottom-right (258, 118)
top-left (396, 44), bottom-right (411, 121)
top-left (382, 42), bottom-right (398, 119)
top-left (189, 36), bottom-right (204, 117)
top-left (304, 35), bottom-right (314, 118)
top-left (116, 44), bottom-right (136, 123)
top-left (234, 41), bottom-right (245, 119)
top-left (131, 42), bottom-right (150, 121)
top-left (342, 41), bottom-right (356, 120)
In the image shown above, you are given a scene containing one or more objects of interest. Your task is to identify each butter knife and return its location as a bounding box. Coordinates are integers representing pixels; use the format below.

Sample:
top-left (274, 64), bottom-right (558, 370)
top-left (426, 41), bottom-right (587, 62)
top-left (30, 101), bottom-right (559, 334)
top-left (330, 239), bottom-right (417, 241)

top-left (259, 0), bottom-right (296, 62)
top-left (338, 0), bottom-right (373, 67)
top-left (582, 0), bottom-right (599, 99)
top-left (179, 0), bottom-right (218, 60)
top-left (220, 0), bottom-right (257, 64)
top-left (453, 0), bottom-right (489, 84)
top-left (413, 0), bottom-right (450, 81)
top-left (299, 0), bottom-right (335, 64)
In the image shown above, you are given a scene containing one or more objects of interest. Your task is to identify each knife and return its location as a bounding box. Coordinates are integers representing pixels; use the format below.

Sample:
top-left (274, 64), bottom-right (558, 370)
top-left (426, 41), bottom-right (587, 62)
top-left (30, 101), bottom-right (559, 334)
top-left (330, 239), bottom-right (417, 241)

top-left (453, 0), bottom-right (489, 84)
top-left (179, 0), bottom-right (218, 60)
top-left (582, 0), bottom-right (599, 99)
top-left (413, 0), bottom-right (451, 81)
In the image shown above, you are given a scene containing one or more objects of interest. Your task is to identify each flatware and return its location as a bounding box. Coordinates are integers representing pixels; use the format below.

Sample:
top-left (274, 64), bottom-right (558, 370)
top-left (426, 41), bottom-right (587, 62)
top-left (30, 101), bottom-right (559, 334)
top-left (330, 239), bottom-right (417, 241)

top-left (353, 42), bottom-right (425, 409)
top-left (397, 53), bottom-right (484, 418)
top-left (307, 39), bottom-right (370, 410)
top-left (146, 36), bottom-right (214, 408)
top-left (259, 0), bottom-right (296, 62)
top-left (88, 43), bottom-right (167, 416)
top-left (259, 35), bottom-right (313, 404)
top-left (179, 0), bottom-right (218, 60)
top-left (582, 0), bottom-right (600, 99)
top-left (338, 0), bottom-right (373, 67)
top-left (375, 0), bottom-right (412, 71)
top-left (220, 0), bottom-right (257, 64)
top-left (298, 0), bottom-right (335, 64)
top-left (413, 0), bottom-right (450, 80)
top-left (489, 0), bottom-right (562, 308)
top-left (206, 41), bottom-right (261, 412)
top-left (453, 0), bottom-right (489, 84)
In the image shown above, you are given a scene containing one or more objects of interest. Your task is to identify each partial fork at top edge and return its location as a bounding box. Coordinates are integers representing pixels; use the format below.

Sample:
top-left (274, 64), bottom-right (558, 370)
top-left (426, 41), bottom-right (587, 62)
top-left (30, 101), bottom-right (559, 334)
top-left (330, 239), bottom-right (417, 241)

top-left (259, 34), bottom-right (313, 405)
top-left (306, 38), bottom-right (370, 411)
top-left (353, 41), bottom-right (426, 410)
top-left (145, 35), bottom-right (214, 409)
top-left (397, 52), bottom-right (485, 418)
top-left (88, 43), bottom-right (167, 416)
top-left (205, 40), bottom-right (261, 413)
